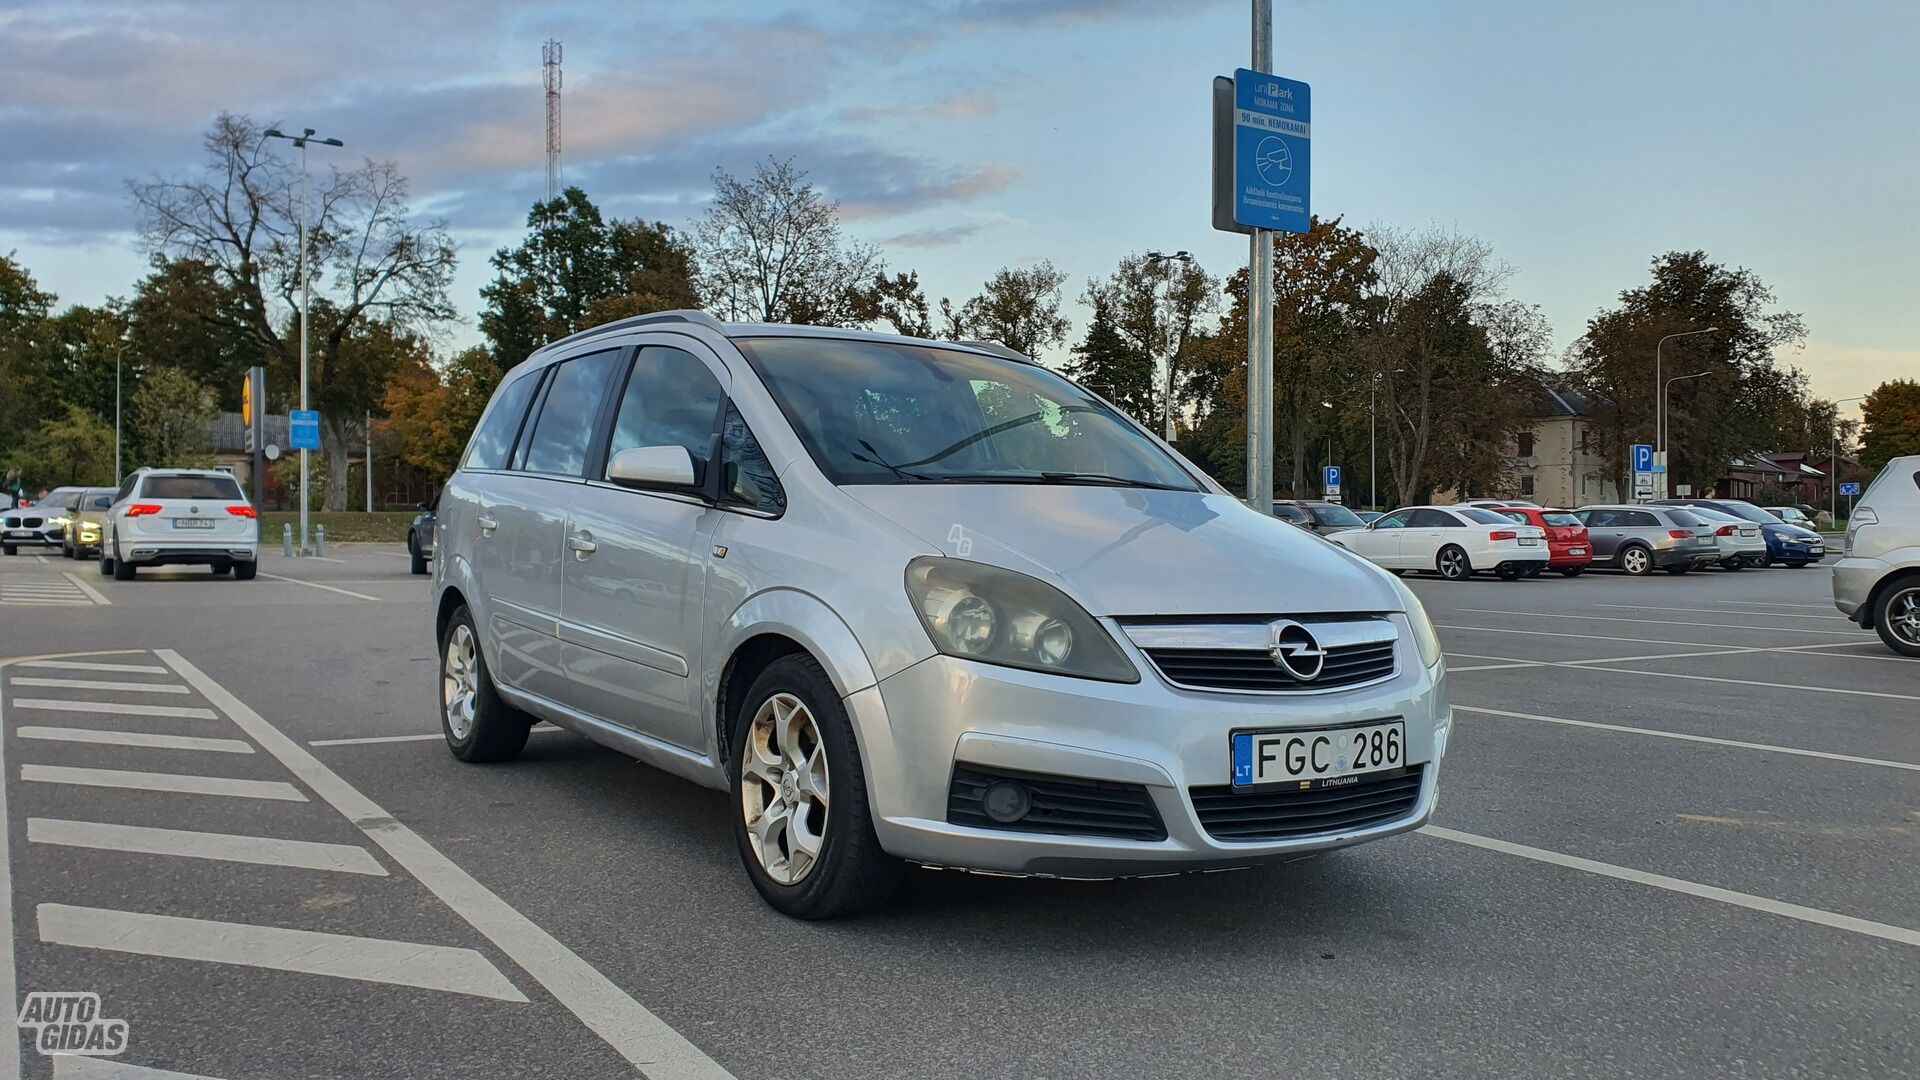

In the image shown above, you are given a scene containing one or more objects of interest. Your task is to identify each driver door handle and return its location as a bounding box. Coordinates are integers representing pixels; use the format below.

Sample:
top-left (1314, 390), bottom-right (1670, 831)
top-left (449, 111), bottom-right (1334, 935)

top-left (567, 532), bottom-right (597, 555)
top-left (476, 514), bottom-right (499, 532)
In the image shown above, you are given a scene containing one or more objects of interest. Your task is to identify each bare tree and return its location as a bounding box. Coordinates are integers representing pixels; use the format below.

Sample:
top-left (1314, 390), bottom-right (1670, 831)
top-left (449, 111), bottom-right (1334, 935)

top-left (694, 158), bottom-right (879, 326)
top-left (130, 112), bottom-right (456, 509)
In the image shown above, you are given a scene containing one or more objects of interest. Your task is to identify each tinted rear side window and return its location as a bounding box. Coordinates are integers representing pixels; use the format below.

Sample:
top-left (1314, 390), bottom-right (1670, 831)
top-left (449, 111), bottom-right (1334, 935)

top-left (140, 475), bottom-right (243, 500)
top-left (522, 350), bottom-right (624, 476)
top-left (465, 370), bottom-right (542, 471)
top-left (1271, 504), bottom-right (1311, 524)
top-left (1541, 512), bottom-right (1580, 527)
top-left (1665, 509), bottom-right (1706, 528)
top-left (1455, 508), bottom-right (1509, 525)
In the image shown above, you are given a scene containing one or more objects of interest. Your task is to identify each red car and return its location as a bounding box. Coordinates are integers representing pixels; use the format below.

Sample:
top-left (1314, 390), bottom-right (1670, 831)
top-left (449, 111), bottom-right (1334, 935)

top-left (1497, 507), bottom-right (1593, 576)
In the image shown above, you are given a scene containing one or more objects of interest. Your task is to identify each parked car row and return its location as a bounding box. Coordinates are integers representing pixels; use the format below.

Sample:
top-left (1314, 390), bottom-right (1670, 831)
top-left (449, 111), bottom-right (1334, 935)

top-left (1305, 496), bottom-right (1829, 581)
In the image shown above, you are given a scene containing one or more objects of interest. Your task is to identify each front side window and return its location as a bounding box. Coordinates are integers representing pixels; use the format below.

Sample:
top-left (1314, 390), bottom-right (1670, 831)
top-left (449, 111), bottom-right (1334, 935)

top-left (522, 350), bottom-right (623, 477)
top-left (735, 336), bottom-right (1197, 491)
top-left (465, 370), bottom-right (541, 471)
top-left (605, 346), bottom-right (725, 472)
top-left (1373, 512), bottom-right (1409, 529)
top-left (1308, 504), bottom-right (1364, 528)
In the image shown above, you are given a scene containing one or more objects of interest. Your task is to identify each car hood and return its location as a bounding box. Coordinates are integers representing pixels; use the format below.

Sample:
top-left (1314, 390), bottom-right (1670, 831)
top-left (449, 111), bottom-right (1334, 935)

top-left (1767, 522), bottom-right (1822, 540)
top-left (841, 484), bottom-right (1401, 617)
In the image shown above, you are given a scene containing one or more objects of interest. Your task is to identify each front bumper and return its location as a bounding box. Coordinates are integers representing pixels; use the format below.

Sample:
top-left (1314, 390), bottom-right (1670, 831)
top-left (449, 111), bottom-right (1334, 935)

top-left (852, 628), bottom-right (1448, 877)
top-left (1832, 556), bottom-right (1885, 624)
top-left (2, 527), bottom-right (62, 548)
top-left (1771, 540), bottom-right (1826, 563)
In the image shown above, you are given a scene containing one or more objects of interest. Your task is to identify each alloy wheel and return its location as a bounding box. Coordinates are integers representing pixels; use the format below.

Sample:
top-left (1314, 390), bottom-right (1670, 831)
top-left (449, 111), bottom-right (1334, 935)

top-left (442, 623), bottom-right (479, 740)
top-left (1623, 548), bottom-right (1650, 575)
top-left (1888, 587), bottom-right (1920, 648)
top-left (1438, 547), bottom-right (1467, 579)
top-left (740, 692), bottom-right (830, 886)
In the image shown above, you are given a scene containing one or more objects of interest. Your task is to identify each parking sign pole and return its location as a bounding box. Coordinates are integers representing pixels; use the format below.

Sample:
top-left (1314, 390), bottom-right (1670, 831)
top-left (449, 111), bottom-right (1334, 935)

top-left (1246, 0), bottom-right (1274, 512)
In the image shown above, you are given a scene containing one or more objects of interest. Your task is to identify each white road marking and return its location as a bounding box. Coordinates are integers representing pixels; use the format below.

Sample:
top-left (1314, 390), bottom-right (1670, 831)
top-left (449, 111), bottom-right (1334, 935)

top-left (34, 554), bottom-right (48, 564)
top-left (54, 1056), bottom-right (228, 1079)
top-left (1454, 705), bottom-right (1920, 771)
top-left (16, 726), bottom-right (253, 754)
top-left (0, 661), bottom-right (18, 1080)
top-left (63, 570), bottom-right (110, 605)
top-left (1594, 602), bottom-right (1848, 621)
top-left (37, 904), bottom-right (526, 1001)
top-left (257, 572), bottom-right (380, 601)
top-left (29, 818), bottom-right (386, 875)
top-left (1453, 608), bottom-right (1870, 637)
top-left (21, 764), bottom-right (307, 802)
top-left (1442, 652), bottom-right (1920, 701)
top-left (8, 676), bottom-right (190, 694)
top-left (16, 659), bottom-right (169, 674)
top-left (1438, 623), bottom-right (1919, 664)
top-left (159, 649), bottom-right (736, 1080)
top-left (1421, 826), bottom-right (1920, 949)
top-left (9, 698), bottom-right (217, 719)
top-left (310, 727), bottom-right (564, 748)
top-left (1713, 599), bottom-right (1844, 611)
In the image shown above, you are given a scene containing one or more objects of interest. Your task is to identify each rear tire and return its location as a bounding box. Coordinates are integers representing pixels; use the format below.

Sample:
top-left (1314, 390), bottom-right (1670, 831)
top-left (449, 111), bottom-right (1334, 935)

top-left (1495, 564), bottom-right (1523, 581)
top-left (1664, 565), bottom-right (1691, 576)
top-left (233, 562), bottom-right (257, 581)
top-left (98, 552), bottom-right (112, 576)
top-left (1522, 563), bottom-right (1544, 578)
top-left (210, 562), bottom-right (231, 576)
top-left (438, 604), bottom-right (531, 763)
top-left (1720, 558), bottom-right (1744, 571)
top-left (112, 543), bottom-right (136, 580)
top-left (1558, 567), bottom-right (1585, 578)
top-left (1784, 561), bottom-right (1808, 568)
top-left (1872, 578), bottom-right (1920, 657)
top-left (730, 653), bottom-right (902, 919)
top-left (1435, 545), bottom-right (1472, 581)
top-left (1, 544), bottom-right (14, 557)
top-left (1620, 545), bottom-right (1653, 576)
top-left (409, 532), bottom-right (430, 575)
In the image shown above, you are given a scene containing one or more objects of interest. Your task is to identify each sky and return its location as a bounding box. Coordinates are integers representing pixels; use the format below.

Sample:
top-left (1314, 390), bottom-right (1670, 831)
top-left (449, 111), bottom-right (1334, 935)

top-left (4, 0), bottom-right (1916, 415)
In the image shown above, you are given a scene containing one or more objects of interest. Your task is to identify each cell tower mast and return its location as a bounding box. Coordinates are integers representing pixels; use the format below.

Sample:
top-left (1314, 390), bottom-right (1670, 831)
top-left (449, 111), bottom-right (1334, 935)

top-left (543, 40), bottom-right (562, 202)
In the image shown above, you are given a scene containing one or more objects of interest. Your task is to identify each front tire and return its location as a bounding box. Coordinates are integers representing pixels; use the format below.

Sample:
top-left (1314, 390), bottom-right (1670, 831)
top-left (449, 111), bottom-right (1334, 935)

top-left (1873, 578), bottom-right (1920, 657)
top-left (731, 653), bottom-right (901, 919)
top-left (1559, 567), bottom-right (1585, 578)
top-left (1664, 565), bottom-right (1691, 576)
top-left (1495, 563), bottom-right (1523, 581)
top-left (1720, 558), bottom-right (1744, 571)
top-left (233, 561), bottom-right (257, 581)
top-left (439, 605), bottom-right (531, 762)
top-left (1, 544), bottom-right (14, 557)
top-left (112, 542), bottom-right (136, 580)
top-left (1435, 545), bottom-right (1472, 581)
top-left (409, 532), bottom-right (430, 575)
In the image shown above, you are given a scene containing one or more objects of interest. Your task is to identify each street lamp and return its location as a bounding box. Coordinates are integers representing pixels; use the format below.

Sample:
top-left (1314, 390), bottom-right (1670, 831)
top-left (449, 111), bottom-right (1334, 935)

top-left (1831, 395), bottom-right (1866, 523)
top-left (1661, 370), bottom-right (1712, 490)
top-left (1143, 250), bottom-right (1194, 441)
top-left (1654, 327), bottom-right (1717, 495)
top-left (264, 126), bottom-right (344, 557)
top-left (113, 341), bottom-right (127, 484)
top-left (1367, 367), bottom-right (1404, 512)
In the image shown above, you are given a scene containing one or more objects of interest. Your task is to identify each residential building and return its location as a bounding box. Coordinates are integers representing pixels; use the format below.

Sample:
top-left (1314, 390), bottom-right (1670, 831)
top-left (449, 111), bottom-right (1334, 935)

top-left (1498, 379), bottom-right (1621, 507)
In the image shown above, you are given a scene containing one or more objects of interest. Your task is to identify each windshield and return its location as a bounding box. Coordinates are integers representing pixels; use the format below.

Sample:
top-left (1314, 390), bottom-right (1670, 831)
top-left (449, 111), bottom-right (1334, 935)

top-left (735, 337), bottom-right (1198, 490)
top-left (1308, 504), bottom-right (1364, 527)
top-left (1707, 501), bottom-right (1776, 525)
top-left (1456, 507), bottom-right (1510, 525)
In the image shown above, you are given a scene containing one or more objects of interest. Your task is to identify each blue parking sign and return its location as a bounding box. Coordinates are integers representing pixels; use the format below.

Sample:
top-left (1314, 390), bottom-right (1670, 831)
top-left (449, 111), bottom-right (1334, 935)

top-left (290, 410), bottom-right (321, 451)
top-left (1233, 69), bottom-right (1311, 234)
top-left (1324, 465), bottom-right (1341, 489)
top-left (1839, 482), bottom-right (1860, 496)
top-left (1632, 444), bottom-right (1653, 472)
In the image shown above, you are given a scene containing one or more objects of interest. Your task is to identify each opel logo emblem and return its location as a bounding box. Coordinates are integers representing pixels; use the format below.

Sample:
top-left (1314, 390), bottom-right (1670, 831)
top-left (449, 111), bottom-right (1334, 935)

top-left (189, 505), bottom-right (200, 514)
top-left (1268, 620), bottom-right (1327, 681)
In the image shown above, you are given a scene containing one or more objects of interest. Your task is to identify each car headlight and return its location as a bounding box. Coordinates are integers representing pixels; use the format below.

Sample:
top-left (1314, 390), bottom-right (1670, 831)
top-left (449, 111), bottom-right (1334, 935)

top-left (1388, 575), bottom-right (1444, 669)
top-left (905, 557), bottom-right (1138, 682)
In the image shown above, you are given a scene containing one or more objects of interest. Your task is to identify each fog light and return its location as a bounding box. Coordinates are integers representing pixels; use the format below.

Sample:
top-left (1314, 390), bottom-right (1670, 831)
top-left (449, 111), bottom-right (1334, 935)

top-left (981, 780), bottom-right (1031, 824)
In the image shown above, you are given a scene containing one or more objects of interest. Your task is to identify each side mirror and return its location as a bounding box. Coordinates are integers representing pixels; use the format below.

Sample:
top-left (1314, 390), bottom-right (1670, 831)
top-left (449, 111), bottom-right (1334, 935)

top-left (607, 445), bottom-right (699, 492)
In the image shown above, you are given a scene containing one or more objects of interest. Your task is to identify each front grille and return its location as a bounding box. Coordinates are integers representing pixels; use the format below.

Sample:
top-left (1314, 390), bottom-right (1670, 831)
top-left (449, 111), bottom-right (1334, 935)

top-left (6, 517), bottom-right (44, 529)
top-left (1145, 639), bottom-right (1396, 692)
top-left (1190, 764), bottom-right (1425, 842)
top-left (948, 765), bottom-right (1167, 841)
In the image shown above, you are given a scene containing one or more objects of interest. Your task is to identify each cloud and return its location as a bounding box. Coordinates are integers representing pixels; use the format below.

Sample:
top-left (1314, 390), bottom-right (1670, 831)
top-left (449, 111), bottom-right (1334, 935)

top-left (841, 95), bottom-right (998, 125)
top-left (877, 223), bottom-right (988, 248)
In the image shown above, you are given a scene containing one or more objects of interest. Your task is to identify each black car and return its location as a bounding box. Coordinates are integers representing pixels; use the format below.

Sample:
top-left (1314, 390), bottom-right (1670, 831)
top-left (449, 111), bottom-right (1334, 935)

top-left (1272, 499), bottom-right (1370, 536)
top-left (407, 503), bottom-right (434, 575)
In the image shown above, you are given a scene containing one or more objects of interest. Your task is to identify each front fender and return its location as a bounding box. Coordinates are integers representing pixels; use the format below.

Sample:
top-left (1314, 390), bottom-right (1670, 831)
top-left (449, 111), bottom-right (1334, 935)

top-left (712, 587), bottom-right (891, 702)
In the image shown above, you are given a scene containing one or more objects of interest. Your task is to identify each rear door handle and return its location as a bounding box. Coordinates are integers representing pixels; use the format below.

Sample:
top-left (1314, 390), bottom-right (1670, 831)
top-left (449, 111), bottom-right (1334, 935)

top-left (567, 532), bottom-right (596, 555)
top-left (476, 515), bottom-right (499, 532)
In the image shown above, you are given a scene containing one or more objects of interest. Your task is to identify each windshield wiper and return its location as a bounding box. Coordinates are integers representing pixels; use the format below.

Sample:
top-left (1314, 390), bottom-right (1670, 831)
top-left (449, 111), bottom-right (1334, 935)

top-left (906, 471), bottom-right (1190, 491)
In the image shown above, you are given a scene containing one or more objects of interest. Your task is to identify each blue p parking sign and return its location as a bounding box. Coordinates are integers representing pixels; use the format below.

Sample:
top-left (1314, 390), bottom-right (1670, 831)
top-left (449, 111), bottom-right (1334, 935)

top-left (1840, 482), bottom-right (1860, 496)
top-left (1233, 69), bottom-right (1311, 234)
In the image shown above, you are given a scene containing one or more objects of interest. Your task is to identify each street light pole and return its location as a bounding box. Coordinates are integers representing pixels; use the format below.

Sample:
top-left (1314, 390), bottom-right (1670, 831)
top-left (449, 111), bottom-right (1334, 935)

top-left (1246, 0), bottom-right (1275, 513)
top-left (1143, 250), bottom-right (1193, 442)
top-left (264, 126), bottom-right (343, 556)
top-left (1831, 395), bottom-right (1866, 524)
top-left (1653, 327), bottom-right (1718, 497)
top-left (113, 343), bottom-right (125, 484)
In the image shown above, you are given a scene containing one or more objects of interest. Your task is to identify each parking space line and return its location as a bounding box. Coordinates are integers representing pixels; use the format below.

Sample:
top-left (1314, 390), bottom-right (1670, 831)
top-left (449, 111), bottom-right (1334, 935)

top-left (1714, 600), bottom-right (1844, 611)
top-left (1421, 826), bottom-right (1920, 949)
top-left (1595, 603), bottom-right (1849, 621)
top-left (17, 726), bottom-right (254, 753)
top-left (256, 572), bottom-right (381, 601)
top-left (17, 659), bottom-right (169, 674)
top-left (53, 1056), bottom-right (228, 1079)
top-left (1454, 609), bottom-right (1870, 637)
top-left (9, 676), bottom-right (191, 694)
top-left (1455, 705), bottom-right (1920, 771)
top-left (63, 571), bottom-right (111, 605)
top-left (1440, 623), bottom-right (1917, 664)
top-left (158, 649), bottom-right (737, 1079)
top-left (37, 904), bottom-right (527, 1001)
top-left (9, 698), bottom-right (217, 719)
top-left (29, 818), bottom-right (387, 875)
top-left (1443, 652), bottom-right (1920, 701)
top-left (21, 764), bottom-right (307, 801)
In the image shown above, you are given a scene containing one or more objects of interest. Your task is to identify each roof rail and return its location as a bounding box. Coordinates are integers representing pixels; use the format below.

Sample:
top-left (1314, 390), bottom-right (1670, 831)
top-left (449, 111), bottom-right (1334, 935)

top-left (532, 310), bottom-right (727, 356)
top-left (956, 339), bottom-right (1038, 365)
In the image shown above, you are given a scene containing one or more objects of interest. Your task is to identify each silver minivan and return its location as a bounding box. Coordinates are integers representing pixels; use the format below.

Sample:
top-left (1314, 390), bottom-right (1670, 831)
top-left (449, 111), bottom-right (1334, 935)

top-left (433, 312), bottom-right (1451, 917)
top-left (1833, 454), bottom-right (1920, 656)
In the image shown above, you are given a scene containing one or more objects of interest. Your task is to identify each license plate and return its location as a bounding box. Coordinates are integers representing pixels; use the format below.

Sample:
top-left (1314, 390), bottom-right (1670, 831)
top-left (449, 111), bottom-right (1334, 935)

top-left (1232, 721), bottom-right (1406, 789)
top-left (3, 530), bottom-right (29, 539)
top-left (1518, 537), bottom-right (1539, 546)
top-left (1568, 547), bottom-right (1586, 555)
top-left (173, 518), bottom-right (215, 529)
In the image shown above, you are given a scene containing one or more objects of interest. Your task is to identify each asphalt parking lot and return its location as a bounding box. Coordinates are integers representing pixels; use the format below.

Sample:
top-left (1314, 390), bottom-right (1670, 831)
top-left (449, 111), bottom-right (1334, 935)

top-left (1, 545), bottom-right (1915, 1079)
